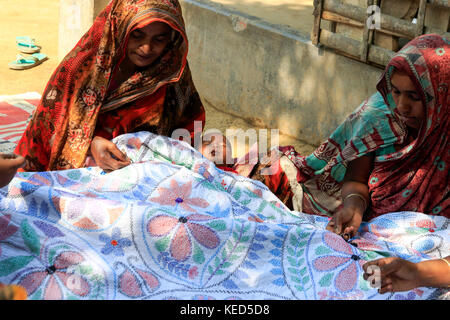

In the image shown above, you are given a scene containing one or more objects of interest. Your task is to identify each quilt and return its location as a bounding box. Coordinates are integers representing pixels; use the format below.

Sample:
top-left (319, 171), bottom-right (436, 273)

top-left (0, 132), bottom-right (448, 300)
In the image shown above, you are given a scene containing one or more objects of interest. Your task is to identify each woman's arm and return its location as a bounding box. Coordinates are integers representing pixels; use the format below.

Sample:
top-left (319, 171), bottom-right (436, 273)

top-left (341, 153), bottom-right (374, 214)
top-left (326, 154), bottom-right (374, 237)
top-left (363, 256), bottom-right (450, 293)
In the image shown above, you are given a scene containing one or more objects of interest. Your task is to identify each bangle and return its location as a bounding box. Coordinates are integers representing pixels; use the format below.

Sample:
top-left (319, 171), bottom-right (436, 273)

top-left (344, 193), bottom-right (367, 212)
top-left (441, 258), bottom-right (450, 268)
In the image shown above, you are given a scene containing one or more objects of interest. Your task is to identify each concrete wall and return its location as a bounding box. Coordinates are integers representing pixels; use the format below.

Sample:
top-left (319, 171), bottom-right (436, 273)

top-left (58, 0), bottom-right (110, 61)
top-left (180, 0), bottom-right (384, 145)
top-left (58, 0), bottom-right (384, 145)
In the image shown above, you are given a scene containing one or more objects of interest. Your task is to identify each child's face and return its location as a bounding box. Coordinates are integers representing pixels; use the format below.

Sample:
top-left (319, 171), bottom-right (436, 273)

top-left (201, 135), bottom-right (231, 165)
top-left (390, 71), bottom-right (425, 131)
top-left (127, 22), bottom-right (172, 68)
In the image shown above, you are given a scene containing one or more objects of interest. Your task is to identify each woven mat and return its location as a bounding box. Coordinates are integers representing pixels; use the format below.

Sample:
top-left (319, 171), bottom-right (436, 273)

top-left (0, 92), bottom-right (40, 153)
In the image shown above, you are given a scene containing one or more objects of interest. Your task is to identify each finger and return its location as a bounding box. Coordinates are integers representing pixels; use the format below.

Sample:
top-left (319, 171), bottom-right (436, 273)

top-left (380, 277), bottom-right (393, 289)
top-left (109, 159), bottom-right (130, 171)
top-left (363, 260), bottom-right (378, 273)
top-left (362, 257), bottom-right (393, 273)
top-left (342, 226), bottom-right (355, 239)
top-left (108, 145), bottom-right (130, 163)
top-left (96, 154), bottom-right (116, 172)
top-left (325, 218), bottom-right (336, 233)
top-left (1, 154), bottom-right (26, 168)
top-left (341, 232), bottom-right (350, 241)
top-left (333, 213), bottom-right (343, 235)
top-left (10, 155), bottom-right (26, 168)
top-left (102, 153), bottom-right (130, 171)
top-left (378, 283), bottom-right (393, 294)
top-left (378, 258), bottom-right (402, 277)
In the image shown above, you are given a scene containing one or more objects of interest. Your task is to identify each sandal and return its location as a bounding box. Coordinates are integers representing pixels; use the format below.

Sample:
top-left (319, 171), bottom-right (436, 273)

top-left (16, 36), bottom-right (41, 54)
top-left (8, 53), bottom-right (48, 70)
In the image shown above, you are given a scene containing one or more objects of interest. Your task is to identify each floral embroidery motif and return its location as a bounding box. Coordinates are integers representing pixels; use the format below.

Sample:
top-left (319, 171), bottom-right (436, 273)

top-left (18, 250), bottom-right (90, 299)
top-left (0, 215), bottom-right (18, 257)
top-left (313, 233), bottom-right (364, 293)
top-left (147, 213), bottom-right (220, 261)
top-left (149, 180), bottom-right (209, 212)
top-left (100, 228), bottom-right (132, 256)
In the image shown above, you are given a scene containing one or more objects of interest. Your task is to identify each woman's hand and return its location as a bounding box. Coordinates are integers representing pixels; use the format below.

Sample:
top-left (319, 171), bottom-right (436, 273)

top-left (90, 136), bottom-right (131, 172)
top-left (363, 256), bottom-right (450, 293)
top-left (0, 153), bottom-right (26, 188)
top-left (326, 205), bottom-right (363, 239)
top-left (363, 257), bottom-right (422, 293)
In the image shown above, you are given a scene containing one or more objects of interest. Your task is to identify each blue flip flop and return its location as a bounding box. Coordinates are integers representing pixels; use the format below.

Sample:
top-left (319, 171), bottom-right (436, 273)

top-left (8, 53), bottom-right (48, 70)
top-left (16, 36), bottom-right (41, 54)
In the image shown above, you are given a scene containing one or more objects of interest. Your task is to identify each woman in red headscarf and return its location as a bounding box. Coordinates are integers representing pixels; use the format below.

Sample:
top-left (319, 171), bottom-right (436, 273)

top-left (247, 34), bottom-right (448, 233)
top-left (325, 34), bottom-right (449, 237)
top-left (15, 0), bottom-right (205, 172)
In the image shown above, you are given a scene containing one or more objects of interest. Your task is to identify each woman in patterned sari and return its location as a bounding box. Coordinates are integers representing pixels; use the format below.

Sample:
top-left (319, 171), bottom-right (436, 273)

top-left (15, 0), bottom-right (205, 172)
top-left (250, 34), bottom-right (449, 235)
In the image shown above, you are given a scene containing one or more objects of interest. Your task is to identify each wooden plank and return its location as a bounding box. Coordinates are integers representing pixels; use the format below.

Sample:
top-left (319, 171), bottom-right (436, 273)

top-left (380, 0), bottom-right (419, 20)
top-left (428, 0), bottom-right (450, 8)
top-left (368, 44), bottom-right (395, 66)
top-left (360, 0), bottom-right (373, 62)
top-left (425, 2), bottom-right (450, 32)
top-left (321, 11), bottom-right (364, 27)
top-left (415, 0), bottom-right (427, 37)
top-left (312, 0), bottom-right (324, 45)
top-left (319, 29), bottom-right (395, 67)
top-left (314, 0), bottom-right (448, 68)
top-left (321, 10), bottom-right (413, 39)
top-left (319, 29), bottom-right (361, 57)
top-left (323, 0), bottom-right (417, 38)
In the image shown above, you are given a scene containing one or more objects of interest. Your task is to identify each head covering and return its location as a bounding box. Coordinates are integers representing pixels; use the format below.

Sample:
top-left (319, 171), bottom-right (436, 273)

top-left (277, 34), bottom-right (448, 218)
top-left (15, 0), bottom-right (204, 171)
top-left (368, 34), bottom-right (449, 217)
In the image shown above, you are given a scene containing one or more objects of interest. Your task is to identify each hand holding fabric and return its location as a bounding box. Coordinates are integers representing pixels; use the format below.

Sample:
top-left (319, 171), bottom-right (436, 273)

top-left (0, 153), bottom-right (26, 188)
top-left (326, 206), bottom-right (363, 239)
top-left (90, 136), bottom-right (131, 172)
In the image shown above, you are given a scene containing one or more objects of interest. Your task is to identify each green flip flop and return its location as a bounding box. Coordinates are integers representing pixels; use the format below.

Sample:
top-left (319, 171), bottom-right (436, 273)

top-left (8, 53), bottom-right (48, 70)
top-left (16, 36), bottom-right (41, 54)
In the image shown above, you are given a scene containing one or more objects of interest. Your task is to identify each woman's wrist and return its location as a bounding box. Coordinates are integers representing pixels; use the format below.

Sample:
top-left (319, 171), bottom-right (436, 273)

top-left (343, 193), bottom-right (367, 213)
top-left (415, 258), bottom-right (450, 288)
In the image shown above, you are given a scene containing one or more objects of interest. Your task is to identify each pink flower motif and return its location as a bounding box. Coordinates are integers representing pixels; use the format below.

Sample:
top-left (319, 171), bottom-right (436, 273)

top-left (313, 233), bottom-right (365, 293)
top-left (318, 289), bottom-right (328, 300)
top-left (118, 267), bottom-right (159, 298)
top-left (188, 266), bottom-right (199, 279)
top-left (349, 239), bottom-right (383, 251)
top-left (0, 215), bottom-right (18, 257)
top-left (126, 137), bottom-right (142, 150)
top-left (147, 213), bottom-right (220, 262)
top-left (149, 180), bottom-right (209, 212)
top-left (18, 251), bottom-right (90, 299)
top-left (415, 219), bottom-right (436, 229)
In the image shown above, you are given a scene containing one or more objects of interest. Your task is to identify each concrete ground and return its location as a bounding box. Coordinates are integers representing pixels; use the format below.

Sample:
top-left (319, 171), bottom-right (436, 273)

top-left (0, 0), bottom-right (317, 158)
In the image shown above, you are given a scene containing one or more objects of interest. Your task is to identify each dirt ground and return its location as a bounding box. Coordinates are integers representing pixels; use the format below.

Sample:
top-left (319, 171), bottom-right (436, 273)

top-left (0, 0), bottom-right (317, 158)
top-left (0, 0), bottom-right (60, 95)
top-left (208, 0), bottom-right (314, 35)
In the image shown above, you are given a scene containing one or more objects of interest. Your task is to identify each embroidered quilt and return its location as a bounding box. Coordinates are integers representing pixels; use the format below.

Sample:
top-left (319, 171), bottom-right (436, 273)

top-left (0, 132), bottom-right (448, 300)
